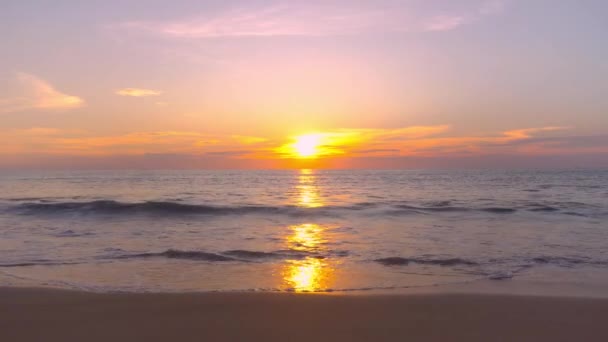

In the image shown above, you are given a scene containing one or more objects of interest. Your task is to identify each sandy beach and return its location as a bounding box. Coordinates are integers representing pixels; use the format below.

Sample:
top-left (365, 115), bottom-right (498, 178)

top-left (2, 288), bottom-right (608, 342)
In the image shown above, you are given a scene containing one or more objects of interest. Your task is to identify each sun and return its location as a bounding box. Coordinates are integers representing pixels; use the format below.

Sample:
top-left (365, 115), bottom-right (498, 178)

top-left (293, 133), bottom-right (323, 158)
top-left (276, 131), bottom-right (350, 160)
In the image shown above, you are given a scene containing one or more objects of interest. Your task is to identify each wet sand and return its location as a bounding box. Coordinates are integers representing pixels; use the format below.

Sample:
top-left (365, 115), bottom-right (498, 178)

top-left (2, 287), bottom-right (608, 342)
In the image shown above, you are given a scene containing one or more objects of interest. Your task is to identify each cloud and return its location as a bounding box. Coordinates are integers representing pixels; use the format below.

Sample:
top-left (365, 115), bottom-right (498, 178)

top-left (54, 131), bottom-right (215, 154)
top-left (272, 125), bottom-right (576, 159)
top-left (424, 15), bottom-right (467, 32)
top-left (121, 4), bottom-right (393, 38)
top-left (274, 125), bottom-right (450, 158)
top-left (118, 1), bottom-right (508, 39)
top-left (204, 150), bottom-right (255, 157)
top-left (0, 73), bottom-right (84, 113)
top-left (2, 125), bottom-right (593, 169)
top-left (381, 126), bottom-right (572, 156)
top-left (502, 126), bottom-right (568, 140)
top-left (0, 125), bottom-right (608, 168)
top-left (231, 135), bottom-right (268, 145)
top-left (0, 129), bottom-right (270, 157)
top-left (361, 125), bottom-right (451, 140)
top-left (479, 0), bottom-right (507, 15)
top-left (116, 88), bottom-right (162, 97)
top-left (13, 127), bottom-right (63, 136)
top-left (422, 0), bottom-right (508, 32)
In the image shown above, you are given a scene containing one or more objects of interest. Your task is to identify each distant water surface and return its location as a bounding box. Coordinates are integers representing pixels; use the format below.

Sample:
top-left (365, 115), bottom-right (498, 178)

top-left (0, 169), bottom-right (607, 293)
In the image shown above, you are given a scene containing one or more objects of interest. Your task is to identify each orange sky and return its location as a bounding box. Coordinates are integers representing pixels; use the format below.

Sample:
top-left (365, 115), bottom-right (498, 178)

top-left (1, 1), bottom-right (607, 169)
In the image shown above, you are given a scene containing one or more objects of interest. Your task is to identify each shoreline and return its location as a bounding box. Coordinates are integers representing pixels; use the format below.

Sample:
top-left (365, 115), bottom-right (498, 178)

top-left (3, 275), bottom-right (608, 298)
top-left (2, 287), bottom-right (608, 341)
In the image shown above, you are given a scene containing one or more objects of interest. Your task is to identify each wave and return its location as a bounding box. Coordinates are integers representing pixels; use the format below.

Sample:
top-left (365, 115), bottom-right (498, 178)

top-left (487, 272), bottom-right (514, 280)
top-left (481, 207), bottom-right (516, 214)
top-left (530, 256), bottom-right (608, 267)
top-left (374, 257), bottom-right (479, 267)
top-left (527, 206), bottom-right (559, 212)
top-left (0, 248), bottom-right (333, 269)
top-left (7, 199), bottom-right (601, 218)
top-left (123, 250), bottom-right (237, 262)
top-left (113, 248), bottom-right (324, 262)
top-left (55, 230), bottom-right (94, 238)
top-left (374, 255), bottom-right (608, 269)
top-left (392, 204), bottom-right (470, 213)
top-left (222, 249), bottom-right (319, 260)
top-left (389, 205), bottom-right (517, 215)
top-left (6, 253), bottom-right (603, 269)
top-left (13, 200), bottom-right (307, 217)
top-left (0, 260), bottom-right (82, 267)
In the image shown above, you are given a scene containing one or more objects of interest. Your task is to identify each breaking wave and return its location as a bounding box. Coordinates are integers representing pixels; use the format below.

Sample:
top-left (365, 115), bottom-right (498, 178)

top-left (5, 199), bottom-right (602, 218)
top-left (530, 256), bottom-right (608, 267)
top-left (374, 255), bottom-right (608, 269)
top-left (14, 201), bottom-right (295, 216)
top-left (113, 248), bottom-right (324, 262)
top-left (0, 260), bottom-right (83, 267)
top-left (374, 257), bottom-right (479, 267)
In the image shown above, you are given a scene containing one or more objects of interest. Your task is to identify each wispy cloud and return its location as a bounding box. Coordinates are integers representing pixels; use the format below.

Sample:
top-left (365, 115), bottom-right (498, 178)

top-left (231, 135), bottom-right (268, 145)
top-left (273, 125), bottom-right (573, 159)
top-left (424, 15), bottom-right (467, 32)
top-left (1, 124), bottom-right (585, 168)
top-left (116, 88), bottom-right (162, 97)
top-left (479, 0), bottom-right (507, 15)
top-left (0, 73), bottom-right (84, 113)
top-left (0, 129), bottom-right (270, 156)
top-left (423, 0), bottom-right (507, 32)
top-left (2, 124), bottom-right (605, 169)
top-left (119, 1), bottom-right (508, 39)
top-left (502, 126), bottom-right (567, 140)
top-left (121, 4), bottom-right (392, 38)
top-left (368, 126), bottom-right (571, 157)
top-left (274, 125), bottom-right (451, 158)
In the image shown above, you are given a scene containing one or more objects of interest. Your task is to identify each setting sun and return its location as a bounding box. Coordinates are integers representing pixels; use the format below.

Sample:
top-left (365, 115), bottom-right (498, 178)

top-left (293, 133), bottom-right (323, 158)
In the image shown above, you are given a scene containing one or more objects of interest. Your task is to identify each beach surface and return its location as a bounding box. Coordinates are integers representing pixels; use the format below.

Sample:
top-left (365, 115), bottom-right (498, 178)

top-left (2, 288), bottom-right (608, 342)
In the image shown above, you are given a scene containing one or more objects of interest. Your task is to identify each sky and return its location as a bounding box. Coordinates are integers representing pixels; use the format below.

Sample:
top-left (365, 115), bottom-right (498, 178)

top-left (1, 0), bottom-right (607, 169)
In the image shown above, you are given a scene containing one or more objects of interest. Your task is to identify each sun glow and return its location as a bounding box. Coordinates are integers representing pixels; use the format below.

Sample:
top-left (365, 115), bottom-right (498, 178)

top-left (293, 133), bottom-right (323, 158)
top-left (274, 130), bottom-right (359, 161)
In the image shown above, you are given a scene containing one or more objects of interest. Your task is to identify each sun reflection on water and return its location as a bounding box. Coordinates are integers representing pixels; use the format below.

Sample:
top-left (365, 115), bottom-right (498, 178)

top-left (296, 169), bottom-right (323, 208)
top-left (284, 256), bottom-right (330, 292)
top-left (281, 170), bottom-right (335, 292)
top-left (282, 223), bottom-right (334, 292)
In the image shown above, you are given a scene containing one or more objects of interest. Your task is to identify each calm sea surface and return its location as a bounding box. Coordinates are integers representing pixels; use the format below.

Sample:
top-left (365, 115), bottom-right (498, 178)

top-left (1, 169), bottom-right (607, 293)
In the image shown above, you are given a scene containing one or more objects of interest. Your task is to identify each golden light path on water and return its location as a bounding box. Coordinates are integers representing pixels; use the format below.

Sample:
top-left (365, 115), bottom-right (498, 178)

top-left (281, 169), bottom-right (336, 292)
top-left (296, 168), bottom-right (323, 208)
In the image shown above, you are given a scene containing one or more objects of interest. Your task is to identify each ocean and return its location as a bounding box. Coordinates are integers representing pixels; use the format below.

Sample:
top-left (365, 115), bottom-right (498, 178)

top-left (1, 169), bottom-right (607, 294)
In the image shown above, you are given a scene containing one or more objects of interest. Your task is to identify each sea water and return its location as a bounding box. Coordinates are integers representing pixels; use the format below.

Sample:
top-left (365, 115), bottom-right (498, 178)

top-left (0, 169), bottom-right (607, 294)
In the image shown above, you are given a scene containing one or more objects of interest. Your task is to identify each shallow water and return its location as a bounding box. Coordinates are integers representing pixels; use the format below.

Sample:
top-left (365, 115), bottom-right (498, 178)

top-left (0, 169), bottom-right (607, 293)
